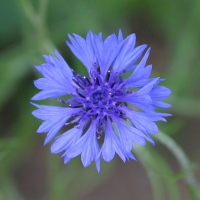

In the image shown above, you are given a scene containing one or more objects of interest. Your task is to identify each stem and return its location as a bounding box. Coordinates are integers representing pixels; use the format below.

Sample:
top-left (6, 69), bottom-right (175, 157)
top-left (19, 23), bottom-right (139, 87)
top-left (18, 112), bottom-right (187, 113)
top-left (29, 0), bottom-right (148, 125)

top-left (133, 145), bottom-right (165, 200)
top-left (18, 0), bottom-right (56, 54)
top-left (133, 145), bottom-right (180, 200)
top-left (153, 132), bottom-right (200, 199)
top-left (39, 0), bottom-right (49, 24)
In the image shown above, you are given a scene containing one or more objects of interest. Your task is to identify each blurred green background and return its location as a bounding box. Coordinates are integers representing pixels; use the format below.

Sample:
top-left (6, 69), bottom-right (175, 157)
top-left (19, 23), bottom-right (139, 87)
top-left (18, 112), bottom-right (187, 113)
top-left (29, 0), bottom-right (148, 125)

top-left (0, 0), bottom-right (200, 199)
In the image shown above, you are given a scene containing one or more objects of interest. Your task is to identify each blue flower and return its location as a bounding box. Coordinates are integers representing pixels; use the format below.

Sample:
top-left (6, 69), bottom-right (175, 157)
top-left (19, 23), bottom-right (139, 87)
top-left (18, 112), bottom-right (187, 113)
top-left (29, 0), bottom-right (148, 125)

top-left (31, 30), bottom-right (172, 172)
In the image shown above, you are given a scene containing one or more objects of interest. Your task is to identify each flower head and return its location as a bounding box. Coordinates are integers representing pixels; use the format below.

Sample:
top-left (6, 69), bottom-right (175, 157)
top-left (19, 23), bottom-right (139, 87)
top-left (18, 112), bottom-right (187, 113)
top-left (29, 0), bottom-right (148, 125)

top-left (31, 30), bottom-right (172, 172)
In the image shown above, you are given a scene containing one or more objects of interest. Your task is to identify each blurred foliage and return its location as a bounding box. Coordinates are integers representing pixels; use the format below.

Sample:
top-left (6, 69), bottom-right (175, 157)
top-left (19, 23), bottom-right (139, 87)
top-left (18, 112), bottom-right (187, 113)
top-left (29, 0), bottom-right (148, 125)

top-left (0, 0), bottom-right (200, 199)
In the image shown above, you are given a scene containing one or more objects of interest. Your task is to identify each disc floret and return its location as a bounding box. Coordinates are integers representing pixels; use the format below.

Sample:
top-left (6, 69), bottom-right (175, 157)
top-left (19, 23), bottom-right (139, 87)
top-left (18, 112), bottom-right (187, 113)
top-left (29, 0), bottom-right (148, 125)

top-left (62, 68), bottom-right (129, 138)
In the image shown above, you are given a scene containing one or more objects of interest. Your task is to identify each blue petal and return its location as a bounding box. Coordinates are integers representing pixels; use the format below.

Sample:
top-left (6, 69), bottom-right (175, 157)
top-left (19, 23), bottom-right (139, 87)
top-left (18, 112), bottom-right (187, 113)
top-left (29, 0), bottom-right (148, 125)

top-left (64, 156), bottom-right (71, 164)
top-left (31, 50), bottom-right (75, 100)
top-left (119, 94), bottom-right (153, 112)
top-left (120, 78), bottom-right (161, 112)
top-left (35, 65), bottom-right (43, 73)
top-left (93, 33), bottom-right (125, 78)
top-left (118, 29), bottom-right (123, 43)
top-left (156, 112), bottom-right (172, 118)
top-left (125, 48), bottom-right (153, 87)
top-left (112, 116), bottom-right (146, 153)
top-left (66, 120), bottom-right (101, 172)
top-left (66, 30), bottom-right (96, 74)
top-left (153, 101), bottom-right (172, 109)
top-left (51, 127), bottom-right (83, 154)
top-left (93, 34), bottom-right (104, 68)
top-left (140, 64), bottom-right (152, 79)
top-left (112, 33), bottom-right (136, 71)
top-left (99, 118), bottom-right (127, 162)
top-left (130, 115), bottom-right (159, 134)
top-left (125, 64), bottom-right (137, 72)
top-left (120, 44), bottom-right (148, 72)
top-left (150, 86), bottom-right (172, 100)
top-left (112, 32), bottom-right (147, 73)
top-left (135, 78), bottom-right (160, 96)
top-left (55, 50), bottom-right (74, 77)
top-left (120, 106), bottom-right (159, 134)
top-left (31, 88), bottom-right (71, 100)
top-left (31, 103), bottom-right (82, 144)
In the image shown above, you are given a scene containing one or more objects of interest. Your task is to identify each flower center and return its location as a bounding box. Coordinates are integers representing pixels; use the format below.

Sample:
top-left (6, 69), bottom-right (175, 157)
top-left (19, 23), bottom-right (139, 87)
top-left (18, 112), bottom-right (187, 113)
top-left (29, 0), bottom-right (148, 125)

top-left (58, 67), bottom-right (129, 138)
top-left (92, 90), bottom-right (108, 105)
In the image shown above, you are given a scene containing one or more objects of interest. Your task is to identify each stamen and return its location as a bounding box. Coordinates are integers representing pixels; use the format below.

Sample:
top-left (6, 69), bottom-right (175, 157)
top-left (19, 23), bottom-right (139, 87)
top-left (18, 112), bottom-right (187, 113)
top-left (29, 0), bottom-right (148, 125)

top-left (83, 76), bottom-right (92, 85)
top-left (97, 129), bottom-right (103, 139)
top-left (92, 114), bottom-right (98, 120)
top-left (75, 119), bottom-right (89, 129)
top-left (70, 68), bottom-right (128, 131)
top-left (106, 70), bottom-right (111, 82)
top-left (111, 81), bottom-right (115, 88)
top-left (127, 90), bottom-right (134, 94)
top-left (104, 115), bottom-right (107, 123)
top-left (94, 62), bottom-right (97, 70)
top-left (71, 105), bottom-right (83, 108)
top-left (94, 77), bottom-right (100, 86)
top-left (86, 107), bottom-right (92, 111)
top-left (76, 89), bottom-right (86, 98)
top-left (58, 99), bottom-right (67, 104)
top-left (72, 78), bottom-right (85, 90)
top-left (71, 68), bottom-right (78, 75)
top-left (120, 67), bottom-right (126, 77)
top-left (65, 117), bottom-right (81, 125)
top-left (120, 114), bottom-right (129, 122)
top-left (75, 75), bottom-right (87, 86)
top-left (67, 99), bottom-right (82, 107)
top-left (124, 102), bottom-right (128, 106)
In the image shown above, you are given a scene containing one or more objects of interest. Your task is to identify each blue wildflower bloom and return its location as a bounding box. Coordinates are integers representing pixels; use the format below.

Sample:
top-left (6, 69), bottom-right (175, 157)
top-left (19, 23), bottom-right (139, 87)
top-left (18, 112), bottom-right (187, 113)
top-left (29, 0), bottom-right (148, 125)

top-left (31, 30), bottom-right (172, 172)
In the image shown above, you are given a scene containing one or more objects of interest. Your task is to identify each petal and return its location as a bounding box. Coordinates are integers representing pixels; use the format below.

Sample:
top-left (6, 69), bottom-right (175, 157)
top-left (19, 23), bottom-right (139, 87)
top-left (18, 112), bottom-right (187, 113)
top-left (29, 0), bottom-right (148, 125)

top-left (135, 77), bottom-right (160, 96)
top-left (100, 118), bottom-right (126, 162)
top-left (112, 33), bottom-right (136, 71)
top-left (112, 116), bottom-right (146, 153)
top-left (51, 127), bottom-right (83, 154)
top-left (120, 78), bottom-right (161, 112)
top-left (150, 86), bottom-right (172, 100)
top-left (31, 103), bottom-right (82, 144)
top-left (32, 50), bottom-right (75, 100)
top-left (118, 29), bottom-right (123, 43)
top-left (93, 33), bottom-right (125, 78)
top-left (66, 31), bottom-right (96, 74)
top-left (125, 64), bottom-right (137, 72)
top-left (66, 120), bottom-right (101, 171)
top-left (119, 94), bottom-right (153, 112)
top-left (123, 108), bottom-right (159, 134)
top-left (31, 88), bottom-right (71, 100)
top-left (119, 44), bottom-right (148, 72)
top-left (153, 101), bottom-right (172, 109)
top-left (125, 48), bottom-right (153, 87)
top-left (112, 32), bottom-right (147, 73)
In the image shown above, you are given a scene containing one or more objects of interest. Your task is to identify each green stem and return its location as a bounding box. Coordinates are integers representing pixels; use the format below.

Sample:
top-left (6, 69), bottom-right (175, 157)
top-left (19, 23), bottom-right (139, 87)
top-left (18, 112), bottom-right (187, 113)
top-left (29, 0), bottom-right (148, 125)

top-left (39, 0), bottom-right (49, 24)
top-left (133, 145), bottom-right (165, 200)
top-left (133, 145), bottom-right (180, 200)
top-left (153, 132), bottom-right (200, 199)
top-left (18, 0), bottom-right (56, 54)
top-left (19, 0), bottom-right (39, 26)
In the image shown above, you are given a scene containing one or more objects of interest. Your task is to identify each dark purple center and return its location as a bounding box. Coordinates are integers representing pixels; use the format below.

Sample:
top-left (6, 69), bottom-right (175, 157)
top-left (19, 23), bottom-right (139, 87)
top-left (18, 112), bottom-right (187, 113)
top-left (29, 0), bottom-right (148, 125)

top-left (59, 67), bottom-right (130, 138)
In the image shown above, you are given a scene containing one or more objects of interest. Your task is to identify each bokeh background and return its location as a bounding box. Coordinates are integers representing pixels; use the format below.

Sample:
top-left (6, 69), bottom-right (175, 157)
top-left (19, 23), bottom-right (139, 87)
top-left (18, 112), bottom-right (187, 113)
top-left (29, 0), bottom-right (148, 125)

top-left (0, 0), bottom-right (200, 200)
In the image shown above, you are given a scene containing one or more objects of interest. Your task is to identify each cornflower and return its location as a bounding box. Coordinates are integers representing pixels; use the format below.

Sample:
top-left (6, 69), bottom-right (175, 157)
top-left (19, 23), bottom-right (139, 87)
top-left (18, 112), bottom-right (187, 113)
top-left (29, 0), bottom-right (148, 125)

top-left (31, 30), bottom-right (172, 172)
